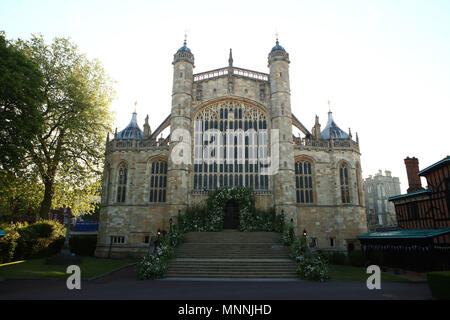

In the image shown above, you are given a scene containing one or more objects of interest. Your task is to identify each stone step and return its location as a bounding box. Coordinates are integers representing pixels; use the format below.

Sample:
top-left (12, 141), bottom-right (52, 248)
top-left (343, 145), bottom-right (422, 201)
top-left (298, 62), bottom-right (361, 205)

top-left (184, 231), bottom-right (281, 243)
top-left (167, 231), bottom-right (296, 278)
top-left (165, 272), bottom-right (297, 278)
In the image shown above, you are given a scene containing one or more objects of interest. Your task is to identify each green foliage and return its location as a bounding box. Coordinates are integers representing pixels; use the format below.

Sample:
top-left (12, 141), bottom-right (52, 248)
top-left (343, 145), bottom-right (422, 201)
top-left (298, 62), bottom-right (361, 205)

top-left (296, 255), bottom-right (330, 282)
top-left (0, 170), bottom-right (43, 220)
top-left (0, 224), bottom-right (20, 263)
top-left (206, 187), bottom-right (256, 231)
top-left (136, 236), bottom-right (174, 280)
top-left (314, 250), bottom-right (332, 263)
top-left (69, 235), bottom-right (97, 256)
top-left (178, 188), bottom-right (284, 232)
top-left (427, 271), bottom-right (450, 300)
top-left (289, 237), bottom-right (308, 260)
top-left (12, 34), bottom-right (114, 218)
top-left (0, 220), bottom-right (66, 262)
top-left (281, 223), bottom-right (296, 246)
top-left (348, 250), bottom-right (366, 267)
top-left (0, 33), bottom-right (44, 172)
top-left (246, 207), bottom-right (284, 232)
top-left (168, 225), bottom-right (185, 247)
top-left (330, 252), bottom-right (348, 265)
top-left (178, 205), bottom-right (214, 232)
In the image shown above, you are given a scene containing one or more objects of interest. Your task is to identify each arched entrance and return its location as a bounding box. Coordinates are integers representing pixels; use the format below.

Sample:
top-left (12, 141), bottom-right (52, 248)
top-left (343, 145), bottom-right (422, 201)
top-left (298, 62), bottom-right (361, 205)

top-left (223, 199), bottom-right (239, 229)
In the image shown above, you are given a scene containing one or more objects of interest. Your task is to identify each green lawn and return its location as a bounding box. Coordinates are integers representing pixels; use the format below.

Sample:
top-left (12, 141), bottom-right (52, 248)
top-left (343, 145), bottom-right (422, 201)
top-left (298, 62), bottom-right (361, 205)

top-left (328, 264), bottom-right (411, 282)
top-left (0, 257), bottom-right (137, 280)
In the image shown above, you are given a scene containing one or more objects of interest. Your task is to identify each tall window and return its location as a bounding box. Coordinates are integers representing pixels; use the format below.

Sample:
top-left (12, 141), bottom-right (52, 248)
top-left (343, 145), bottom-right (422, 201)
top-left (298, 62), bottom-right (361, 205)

top-left (105, 165), bottom-right (112, 204)
top-left (295, 160), bottom-right (314, 203)
top-left (116, 164), bottom-right (127, 203)
top-left (339, 162), bottom-right (351, 203)
top-left (193, 100), bottom-right (269, 191)
top-left (149, 160), bottom-right (167, 202)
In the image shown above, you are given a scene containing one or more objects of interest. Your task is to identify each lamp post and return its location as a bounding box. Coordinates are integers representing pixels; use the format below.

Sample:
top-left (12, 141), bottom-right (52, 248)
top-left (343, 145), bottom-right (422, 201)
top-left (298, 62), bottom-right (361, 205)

top-left (303, 229), bottom-right (307, 237)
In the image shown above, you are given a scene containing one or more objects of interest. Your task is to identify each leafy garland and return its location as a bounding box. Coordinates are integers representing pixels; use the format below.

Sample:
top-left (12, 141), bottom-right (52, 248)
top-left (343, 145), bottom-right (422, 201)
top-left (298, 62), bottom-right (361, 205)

top-left (179, 187), bottom-right (285, 232)
top-left (206, 186), bottom-right (256, 232)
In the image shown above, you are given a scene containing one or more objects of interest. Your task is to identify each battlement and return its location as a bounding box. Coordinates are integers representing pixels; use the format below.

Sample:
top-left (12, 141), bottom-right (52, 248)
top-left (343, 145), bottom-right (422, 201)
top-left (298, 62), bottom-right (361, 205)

top-left (293, 136), bottom-right (360, 152)
top-left (105, 138), bottom-right (169, 154)
top-left (194, 66), bottom-right (269, 82)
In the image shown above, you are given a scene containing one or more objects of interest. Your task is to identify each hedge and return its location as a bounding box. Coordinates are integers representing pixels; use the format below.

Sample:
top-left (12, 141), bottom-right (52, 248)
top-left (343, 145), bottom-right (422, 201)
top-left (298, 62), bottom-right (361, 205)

top-left (69, 235), bottom-right (97, 256)
top-left (427, 271), bottom-right (450, 300)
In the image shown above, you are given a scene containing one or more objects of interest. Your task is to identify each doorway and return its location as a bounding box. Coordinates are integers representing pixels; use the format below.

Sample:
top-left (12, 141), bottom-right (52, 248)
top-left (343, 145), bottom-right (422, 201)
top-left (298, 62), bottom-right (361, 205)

top-left (223, 200), bottom-right (239, 229)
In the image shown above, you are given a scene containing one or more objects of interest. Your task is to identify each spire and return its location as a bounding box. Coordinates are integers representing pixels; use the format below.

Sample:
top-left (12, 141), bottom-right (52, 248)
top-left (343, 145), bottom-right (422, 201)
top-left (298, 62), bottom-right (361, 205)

top-left (228, 48), bottom-right (233, 67)
top-left (143, 114), bottom-right (151, 138)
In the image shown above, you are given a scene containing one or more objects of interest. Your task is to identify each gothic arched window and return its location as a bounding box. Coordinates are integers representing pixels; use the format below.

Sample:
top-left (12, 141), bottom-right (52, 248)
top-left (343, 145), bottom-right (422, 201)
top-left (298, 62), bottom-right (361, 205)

top-left (339, 162), bottom-right (351, 204)
top-left (116, 164), bottom-right (127, 203)
top-left (295, 160), bottom-right (314, 203)
top-left (149, 159), bottom-right (167, 203)
top-left (193, 100), bottom-right (269, 191)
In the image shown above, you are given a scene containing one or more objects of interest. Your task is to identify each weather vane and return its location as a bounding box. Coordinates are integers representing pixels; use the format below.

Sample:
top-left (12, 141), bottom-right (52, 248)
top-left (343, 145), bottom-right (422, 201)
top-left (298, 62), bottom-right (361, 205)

top-left (134, 100), bottom-right (137, 113)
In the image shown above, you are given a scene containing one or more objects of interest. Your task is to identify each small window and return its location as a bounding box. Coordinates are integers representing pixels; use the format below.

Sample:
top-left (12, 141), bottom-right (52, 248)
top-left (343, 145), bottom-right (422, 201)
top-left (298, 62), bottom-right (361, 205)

top-left (110, 236), bottom-right (125, 244)
top-left (330, 238), bottom-right (335, 247)
top-left (144, 235), bottom-right (150, 244)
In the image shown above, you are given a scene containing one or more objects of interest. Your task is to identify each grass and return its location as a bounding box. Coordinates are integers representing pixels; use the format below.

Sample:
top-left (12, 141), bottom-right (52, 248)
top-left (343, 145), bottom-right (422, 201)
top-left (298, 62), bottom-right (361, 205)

top-left (328, 264), bottom-right (411, 282)
top-left (0, 256), bottom-right (137, 280)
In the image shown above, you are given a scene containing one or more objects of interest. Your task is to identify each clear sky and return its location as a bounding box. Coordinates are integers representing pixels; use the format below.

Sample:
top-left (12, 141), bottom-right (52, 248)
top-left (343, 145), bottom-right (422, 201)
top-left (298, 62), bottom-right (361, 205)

top-left (1, 0), bottom-right (449, 193)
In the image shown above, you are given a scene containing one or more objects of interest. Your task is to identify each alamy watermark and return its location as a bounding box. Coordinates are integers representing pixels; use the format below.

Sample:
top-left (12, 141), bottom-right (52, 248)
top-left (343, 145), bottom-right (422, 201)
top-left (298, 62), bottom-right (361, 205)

top-left (66, 265), bottom-right (81, 290)
top-left (366, 265), bottom-right (381, 290)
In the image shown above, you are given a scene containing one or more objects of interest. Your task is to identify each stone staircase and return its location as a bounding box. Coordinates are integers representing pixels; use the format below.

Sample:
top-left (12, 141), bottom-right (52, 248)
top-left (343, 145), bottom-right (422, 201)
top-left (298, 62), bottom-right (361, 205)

top-left (166, 230), bottom-right (297, 278)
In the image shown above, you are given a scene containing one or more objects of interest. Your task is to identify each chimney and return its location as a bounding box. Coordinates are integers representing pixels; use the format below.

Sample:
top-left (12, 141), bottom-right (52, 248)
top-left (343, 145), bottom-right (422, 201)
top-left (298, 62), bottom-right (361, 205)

top-left (404, 157), bottom-right (423, 193)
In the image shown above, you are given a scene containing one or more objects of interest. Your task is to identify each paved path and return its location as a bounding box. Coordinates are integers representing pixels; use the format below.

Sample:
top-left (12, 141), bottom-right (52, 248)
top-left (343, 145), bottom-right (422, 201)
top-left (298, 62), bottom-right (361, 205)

top-left (0, 265), bottom-right (431, 300)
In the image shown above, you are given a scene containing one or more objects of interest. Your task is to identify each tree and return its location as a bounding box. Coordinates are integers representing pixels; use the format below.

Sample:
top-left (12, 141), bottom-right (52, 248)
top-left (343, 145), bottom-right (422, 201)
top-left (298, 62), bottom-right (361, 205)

top-left (15, 34), bottom-right (114, 219)
top-left (0, 32), bottom-right (44, 172)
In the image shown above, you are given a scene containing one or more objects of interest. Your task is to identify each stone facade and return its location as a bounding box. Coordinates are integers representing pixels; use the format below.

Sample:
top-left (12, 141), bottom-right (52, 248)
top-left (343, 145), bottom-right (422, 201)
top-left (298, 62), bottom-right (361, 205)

top-left (363, 170), bottom-right (401, 227)
top-left (95, 40), bottom-right (367, 258)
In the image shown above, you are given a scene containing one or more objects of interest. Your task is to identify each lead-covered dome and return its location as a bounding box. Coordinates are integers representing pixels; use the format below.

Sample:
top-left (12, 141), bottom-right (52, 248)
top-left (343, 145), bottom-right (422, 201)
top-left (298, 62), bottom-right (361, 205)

top-left (321, 111), bottom-right (350, 140)
top-left (116, 112), bottom-right (143, 140)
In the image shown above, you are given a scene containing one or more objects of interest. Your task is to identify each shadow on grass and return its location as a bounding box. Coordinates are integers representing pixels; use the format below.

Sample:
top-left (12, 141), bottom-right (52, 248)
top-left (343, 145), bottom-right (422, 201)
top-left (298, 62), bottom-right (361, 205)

top-left (0, 257), bottom-right (137, 280)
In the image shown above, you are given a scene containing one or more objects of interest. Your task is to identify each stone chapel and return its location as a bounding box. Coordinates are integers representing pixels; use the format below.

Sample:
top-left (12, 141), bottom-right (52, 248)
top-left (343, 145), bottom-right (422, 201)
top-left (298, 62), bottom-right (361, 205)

top-left (95, 39), bottom-right (367, 258)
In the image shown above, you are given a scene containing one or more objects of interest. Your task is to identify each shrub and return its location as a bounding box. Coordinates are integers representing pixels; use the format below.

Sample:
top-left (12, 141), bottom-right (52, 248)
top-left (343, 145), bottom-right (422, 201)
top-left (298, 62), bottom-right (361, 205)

top-left (330, 252), bottom-right (347, 265)
top-left (427, 271), bottom-right (450, 300)
top-left (69, 235), bottom-right (97, 256)
top-left (136, 237), bottom-right (174, 280)
top-left (348, 250), bottom-right (366, 267)
top-left (136, 254), bottom-right (169, 280)
top-left (289, 237), bottom-right (308, 260)
top-left (296, 255), bottom-right (330, 282)
top-left (282, 224), bottom-right (295, 246)
top-left (168, 226), bottom-right (184, 247)
top-left (0, 225), bottom-right (19, 263)
top-left (10, 220), bottom-right (65, 260)
top-left (314, 250), bottom-right (332, 263)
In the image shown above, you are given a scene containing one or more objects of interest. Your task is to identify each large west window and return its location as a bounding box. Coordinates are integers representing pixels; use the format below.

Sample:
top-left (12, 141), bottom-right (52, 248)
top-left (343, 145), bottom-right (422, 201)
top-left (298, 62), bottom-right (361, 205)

top-left (193, 100), bottom-right (269, 190)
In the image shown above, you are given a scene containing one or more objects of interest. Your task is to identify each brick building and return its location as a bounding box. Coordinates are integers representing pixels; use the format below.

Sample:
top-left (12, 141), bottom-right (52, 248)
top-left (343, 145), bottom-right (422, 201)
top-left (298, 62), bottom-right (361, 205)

top-left (358, 156), bottom-right (450, 271)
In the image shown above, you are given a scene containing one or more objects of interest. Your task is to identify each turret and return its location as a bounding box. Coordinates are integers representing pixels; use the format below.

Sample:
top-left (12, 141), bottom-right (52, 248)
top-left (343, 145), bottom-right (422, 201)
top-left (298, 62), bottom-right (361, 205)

top-left (167, 38), bottom-right (195, 219)
top-left (268, 37), bottom-right (296, 228)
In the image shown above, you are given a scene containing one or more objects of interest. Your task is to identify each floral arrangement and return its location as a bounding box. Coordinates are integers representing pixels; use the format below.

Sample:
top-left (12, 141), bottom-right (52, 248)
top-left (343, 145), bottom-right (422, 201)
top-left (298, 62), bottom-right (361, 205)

top-left (136, 236), bottom-right (174, 280)
top-left (296, 254), bottom-right (330, 282)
